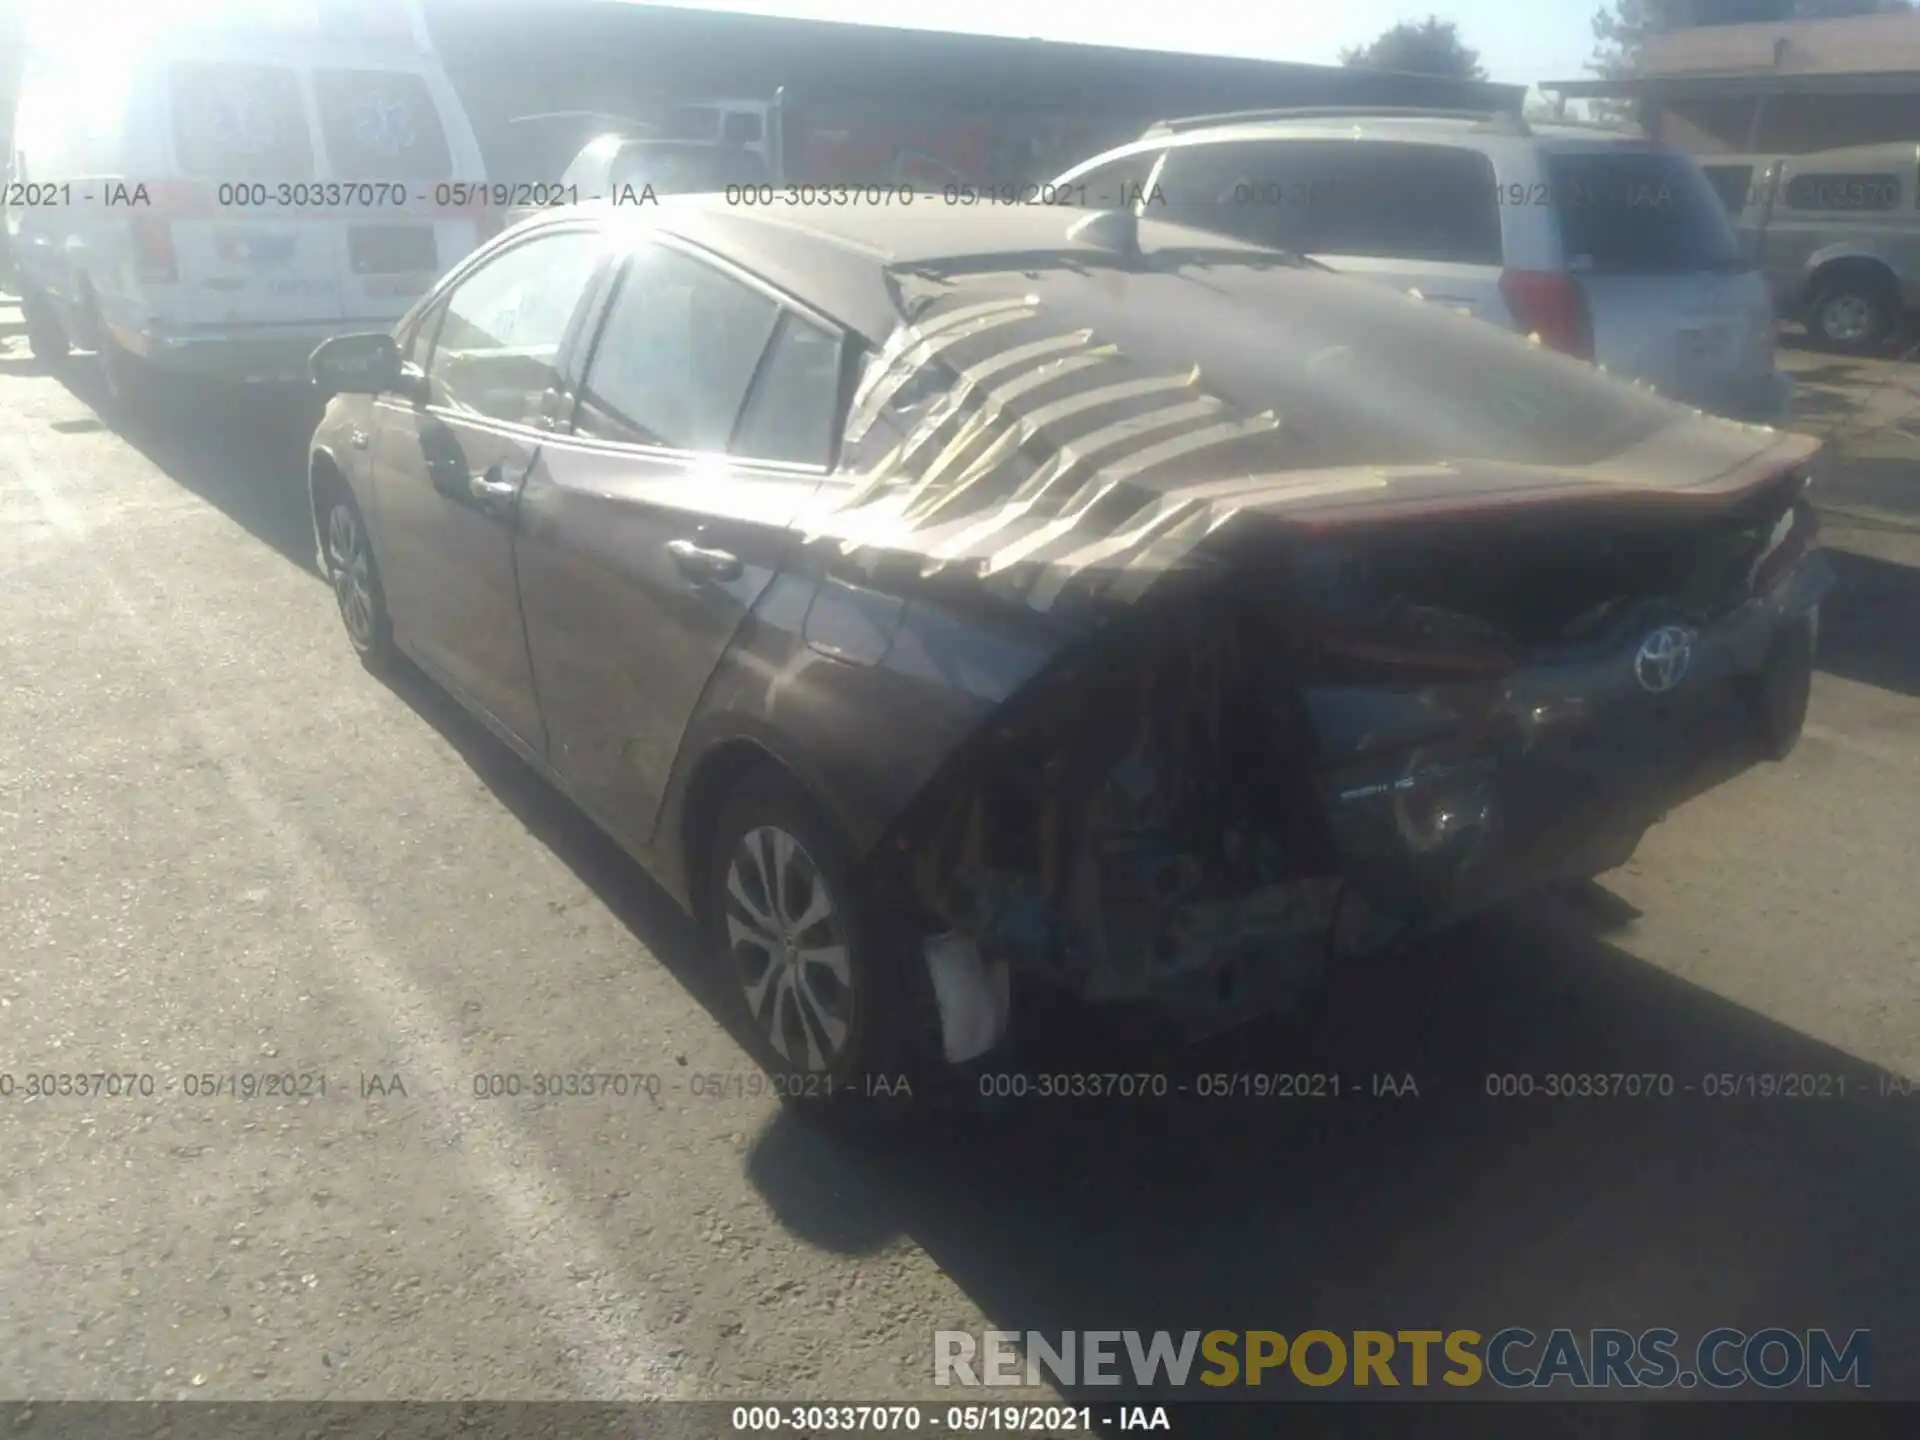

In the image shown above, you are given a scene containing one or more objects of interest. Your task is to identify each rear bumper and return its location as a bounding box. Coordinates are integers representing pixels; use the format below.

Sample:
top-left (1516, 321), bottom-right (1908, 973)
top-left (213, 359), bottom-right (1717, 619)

top-left (1316, 551), bottom-right (1833, 927)
top-left (112, 320), bottom-right (398, 385)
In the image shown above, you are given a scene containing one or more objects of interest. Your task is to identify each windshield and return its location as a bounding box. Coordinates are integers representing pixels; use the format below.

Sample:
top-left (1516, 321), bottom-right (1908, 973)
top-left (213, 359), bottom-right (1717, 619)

top-left (610, 143), bottom-right (769, 194)
top-left (1550, 149), bottom-right (1748, 274)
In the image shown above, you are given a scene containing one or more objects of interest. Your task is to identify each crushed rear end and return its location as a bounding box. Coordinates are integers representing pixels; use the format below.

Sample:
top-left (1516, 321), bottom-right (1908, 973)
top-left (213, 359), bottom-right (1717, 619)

top-left (808, 253), bottom-right (1830, 1039)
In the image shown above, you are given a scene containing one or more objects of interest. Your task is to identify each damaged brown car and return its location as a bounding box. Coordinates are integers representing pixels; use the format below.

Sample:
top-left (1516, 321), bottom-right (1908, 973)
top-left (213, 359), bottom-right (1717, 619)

top-left (307, 198), bottom-right (1831, 1101)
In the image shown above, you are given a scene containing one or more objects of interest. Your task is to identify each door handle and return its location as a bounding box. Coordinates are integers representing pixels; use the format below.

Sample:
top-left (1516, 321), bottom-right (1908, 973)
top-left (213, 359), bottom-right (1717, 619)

top-left (468, 465), bottom-right (518, 513)
top-left (667, 538), bottom-right (743, 583)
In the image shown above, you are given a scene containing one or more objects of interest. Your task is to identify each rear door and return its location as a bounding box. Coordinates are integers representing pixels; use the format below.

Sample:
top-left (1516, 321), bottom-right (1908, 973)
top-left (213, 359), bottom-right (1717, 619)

top-left (516, 240), bottom-right (844, 846)
top-left (311, 65), bottom-right (471, 322)
top-left (1545, 145), bottom-right (1773, 406)
top-left (1151, 139), bottom-right (1512, 323)
top-left (166, 60), bottom-right (346, 326)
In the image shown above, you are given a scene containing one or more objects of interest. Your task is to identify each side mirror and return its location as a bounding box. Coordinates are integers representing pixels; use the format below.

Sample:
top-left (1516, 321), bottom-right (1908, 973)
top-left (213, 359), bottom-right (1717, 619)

top-left (311, 332), bottom-right (407, 398)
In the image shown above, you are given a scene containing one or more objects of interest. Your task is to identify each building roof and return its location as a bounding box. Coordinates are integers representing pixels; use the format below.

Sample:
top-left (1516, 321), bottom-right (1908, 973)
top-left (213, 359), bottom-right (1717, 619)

top-left (426, 0), bottom-right (1526, 116)
top-left (1546, 12), bottom-right (1920, 98)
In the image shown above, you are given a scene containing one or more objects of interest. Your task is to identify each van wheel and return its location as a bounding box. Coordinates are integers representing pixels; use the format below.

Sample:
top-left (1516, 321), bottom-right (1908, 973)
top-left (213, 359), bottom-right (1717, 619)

top-left (1807, 275), bottom-right (1895, 355)
top-left (703, 769), bottom-right (944, 1121)
top-left (21, 287), bottom-right (70, 362)
top-left (97, 333), bottom-right (144, 415)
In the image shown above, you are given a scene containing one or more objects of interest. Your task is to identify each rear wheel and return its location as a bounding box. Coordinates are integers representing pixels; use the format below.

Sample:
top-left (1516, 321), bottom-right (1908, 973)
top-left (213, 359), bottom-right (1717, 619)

top-left (20, 286), bottom-right (70, 362)
top-left (703, 769), bottom-right (943, 1120)
top-left (1807, 273), bottom-right (1896, 355)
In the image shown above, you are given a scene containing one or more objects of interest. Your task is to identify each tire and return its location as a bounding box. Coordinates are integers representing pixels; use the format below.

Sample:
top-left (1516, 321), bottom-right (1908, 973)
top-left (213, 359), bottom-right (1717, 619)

top-left (703, 768), bottom-right (944, 1120)
top-left (318, 487), bottom-right (397, 672)
top-left (1807, 275), bottom-right (1895, 355)
top-left (20, 286), bottom-right (70, 362)
top-left (96, 329), bottom-right (148, 418)
top-left (1744, 613), bottom-right (1815, 762)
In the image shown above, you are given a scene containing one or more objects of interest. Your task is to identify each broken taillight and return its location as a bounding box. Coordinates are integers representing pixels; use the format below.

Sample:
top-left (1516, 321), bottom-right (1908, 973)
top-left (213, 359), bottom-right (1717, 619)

top-left (1499, 269), bottom-right (1593, 360)
top-left (130, 215), bottom-right (177, 283)
top-left (1749, 499), bottom-right (1819, 596)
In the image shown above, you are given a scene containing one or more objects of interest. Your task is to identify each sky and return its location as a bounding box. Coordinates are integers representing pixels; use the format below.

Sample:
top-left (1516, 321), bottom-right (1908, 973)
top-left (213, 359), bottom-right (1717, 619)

top-left (629, 0), bottom-right (1605, 90)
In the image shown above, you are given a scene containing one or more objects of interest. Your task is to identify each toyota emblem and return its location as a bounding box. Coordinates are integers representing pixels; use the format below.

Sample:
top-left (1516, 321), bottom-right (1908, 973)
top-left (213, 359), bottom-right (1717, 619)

top-left (1634, 626), bottom-right (1694, 694)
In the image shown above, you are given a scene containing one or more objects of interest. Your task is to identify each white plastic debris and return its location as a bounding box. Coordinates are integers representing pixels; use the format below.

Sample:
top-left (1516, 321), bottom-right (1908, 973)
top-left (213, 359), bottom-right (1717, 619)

top-left (922, 932), bottom-right (1011, 1064)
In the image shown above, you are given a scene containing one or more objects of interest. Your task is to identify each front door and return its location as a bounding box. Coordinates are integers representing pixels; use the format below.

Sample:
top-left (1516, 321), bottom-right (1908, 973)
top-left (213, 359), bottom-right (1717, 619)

top-left (369, 224), bottom-right (607, 749)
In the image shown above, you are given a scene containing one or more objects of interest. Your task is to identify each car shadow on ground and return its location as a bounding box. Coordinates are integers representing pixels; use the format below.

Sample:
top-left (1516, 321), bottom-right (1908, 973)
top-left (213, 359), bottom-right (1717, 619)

top-left (1818, 546), bottom-right (1920, 699)
top-left (43, 360), bottom-right (326, 576)
top-left (370, 647), bottom-right (1920, 1404)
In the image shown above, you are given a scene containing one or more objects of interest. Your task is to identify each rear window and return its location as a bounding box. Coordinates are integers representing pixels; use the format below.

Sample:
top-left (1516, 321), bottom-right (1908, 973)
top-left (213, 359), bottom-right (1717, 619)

top-left (1154, 140), bottom-right (1503, 265)
top-left (169, 63), bottom-right (313, 178)
top-left (313, 70), bottom-right (452, 180)
top-left (1549, 150), bottom-right (1746, 274)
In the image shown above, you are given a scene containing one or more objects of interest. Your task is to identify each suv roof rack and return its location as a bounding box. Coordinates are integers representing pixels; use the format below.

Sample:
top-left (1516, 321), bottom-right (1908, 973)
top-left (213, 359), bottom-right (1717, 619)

top-left (1140, 106), bottom-right (1532, 139)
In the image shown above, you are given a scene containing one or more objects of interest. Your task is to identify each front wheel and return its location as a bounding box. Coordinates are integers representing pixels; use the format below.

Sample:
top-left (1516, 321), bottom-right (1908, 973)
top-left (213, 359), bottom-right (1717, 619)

top-left (20, 286), bottom-right (70, 362)
top-left (320, 489), bottom-right (397, 671)
top-left (703, 769), bottom-right (942, 1119)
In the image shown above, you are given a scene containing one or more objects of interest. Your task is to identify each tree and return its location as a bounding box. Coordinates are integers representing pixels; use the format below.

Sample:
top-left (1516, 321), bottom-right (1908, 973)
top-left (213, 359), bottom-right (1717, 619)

top-left (1591, 0), bottom-right (1913, 83)
top-left (1340, 17), bottom-right (1488, 81)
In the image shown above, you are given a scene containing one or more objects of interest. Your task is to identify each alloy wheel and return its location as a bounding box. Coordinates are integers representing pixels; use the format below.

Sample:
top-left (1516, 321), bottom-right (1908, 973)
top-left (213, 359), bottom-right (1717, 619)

top-left (1820, 293), bottom-right (1873, 346)
top-left (326, 503), bottom-right (377, 648)
top-left (723, 825), bottom-right (855, 1073)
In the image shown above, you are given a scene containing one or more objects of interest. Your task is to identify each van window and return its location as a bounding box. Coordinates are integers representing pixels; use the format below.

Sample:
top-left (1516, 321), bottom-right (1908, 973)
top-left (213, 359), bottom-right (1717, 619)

top-left (1548, 150), bottom-right (1745, 274)
top-left (1155, 141), bottom-right (1503, 264)
top-left (1781, 172), bottom-right (1899, 212)
top-left (1699, 163), bottom-right (1754, 214)
top-left (170, 63), bottom-right (314, 178)
top-left (314, 70), bottom-right (453, 179)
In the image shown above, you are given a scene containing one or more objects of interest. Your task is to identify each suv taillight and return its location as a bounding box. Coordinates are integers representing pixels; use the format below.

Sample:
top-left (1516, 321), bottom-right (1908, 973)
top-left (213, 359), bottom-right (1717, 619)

top-left (130, 215), bottom-right (177, 282)
top-left (1499, 269), bottom-right (1593, 360)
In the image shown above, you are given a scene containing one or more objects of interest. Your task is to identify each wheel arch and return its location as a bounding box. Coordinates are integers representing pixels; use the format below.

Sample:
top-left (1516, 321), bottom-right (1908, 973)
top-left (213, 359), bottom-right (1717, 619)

top-left (675, 737), bottom-right (835, 936)
top-left (1805, 252), bottom-right (1901, 309)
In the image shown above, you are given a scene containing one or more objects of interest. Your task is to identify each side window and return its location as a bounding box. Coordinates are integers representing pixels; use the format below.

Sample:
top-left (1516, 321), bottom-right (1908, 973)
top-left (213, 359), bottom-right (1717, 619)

top-left (733, 312), bottom-right (843, 467)
top-left (1062, 149), bottom-right (1164, 209)
top-left (424, 228), bottom-right (603, 425)
top-left (574, 244), bottom-right (779, 451)
top-left (1782, 171), bottom-right (1899, 212)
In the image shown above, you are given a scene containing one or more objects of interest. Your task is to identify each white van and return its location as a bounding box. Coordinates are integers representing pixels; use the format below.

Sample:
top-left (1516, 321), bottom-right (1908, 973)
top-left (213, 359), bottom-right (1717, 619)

top-left (6, 0), bottom-right (493, 405)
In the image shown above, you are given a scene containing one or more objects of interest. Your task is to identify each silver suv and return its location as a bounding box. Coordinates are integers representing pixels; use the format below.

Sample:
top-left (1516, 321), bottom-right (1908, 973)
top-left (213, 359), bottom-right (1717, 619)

top-left (1052, 107), bottom-right (1792, 423)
